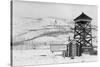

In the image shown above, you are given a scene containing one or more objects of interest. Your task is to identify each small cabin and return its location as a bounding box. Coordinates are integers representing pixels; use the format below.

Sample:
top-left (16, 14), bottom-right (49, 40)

top-left (64, 39), bottom-right (82, 57)
top-left (50, 39), bottom-right (82, 58)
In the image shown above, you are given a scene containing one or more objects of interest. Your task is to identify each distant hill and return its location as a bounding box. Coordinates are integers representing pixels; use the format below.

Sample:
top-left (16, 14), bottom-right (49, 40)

top-left (12, 17), bottom-right (97, 46)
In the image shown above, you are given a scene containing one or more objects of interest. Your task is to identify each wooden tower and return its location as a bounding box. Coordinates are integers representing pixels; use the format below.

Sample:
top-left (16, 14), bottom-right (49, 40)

top-left (74, 12), bottom-right (93, 53)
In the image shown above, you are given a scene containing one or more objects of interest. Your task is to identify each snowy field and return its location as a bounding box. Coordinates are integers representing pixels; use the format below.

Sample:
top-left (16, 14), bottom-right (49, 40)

top-left (12, 49), bottom-right (97, 66)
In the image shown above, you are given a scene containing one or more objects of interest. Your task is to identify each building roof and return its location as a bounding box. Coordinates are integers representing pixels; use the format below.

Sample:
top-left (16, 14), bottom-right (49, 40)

top-left (74, 12), bottom-right (92, 21)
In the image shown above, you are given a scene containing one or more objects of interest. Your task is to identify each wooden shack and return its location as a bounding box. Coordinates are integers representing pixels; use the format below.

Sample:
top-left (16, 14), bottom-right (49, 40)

top-left (64, 39), bottom-right (82, 57)
top-left (50, 39), bottom-right (82, 58)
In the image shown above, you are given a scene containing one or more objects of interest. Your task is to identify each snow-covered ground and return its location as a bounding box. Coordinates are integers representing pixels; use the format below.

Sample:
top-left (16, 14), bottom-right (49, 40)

top-left (12, 49), bottom-right (97, 66)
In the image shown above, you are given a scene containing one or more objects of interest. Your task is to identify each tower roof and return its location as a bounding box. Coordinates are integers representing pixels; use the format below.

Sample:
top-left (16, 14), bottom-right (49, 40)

top-left (74, 12), bottom-right (92, 21)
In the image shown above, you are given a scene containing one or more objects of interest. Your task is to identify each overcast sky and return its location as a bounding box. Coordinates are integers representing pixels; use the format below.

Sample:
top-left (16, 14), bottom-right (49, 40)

top-left (13, 1), bottom-right (97, 19)
top-left (13, 0), bottom-right (97, 37)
